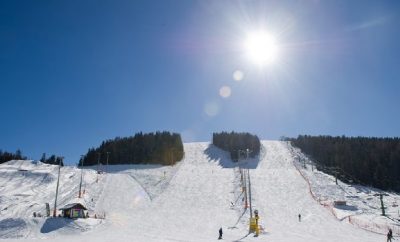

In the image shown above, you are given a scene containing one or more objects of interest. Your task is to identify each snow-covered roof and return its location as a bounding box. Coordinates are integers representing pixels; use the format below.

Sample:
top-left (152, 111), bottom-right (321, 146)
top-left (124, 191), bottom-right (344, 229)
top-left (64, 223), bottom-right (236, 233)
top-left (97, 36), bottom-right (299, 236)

top-left (59, 203), bottom-right (87, 211)
top-left (59, 197), bottom-right (88, 211)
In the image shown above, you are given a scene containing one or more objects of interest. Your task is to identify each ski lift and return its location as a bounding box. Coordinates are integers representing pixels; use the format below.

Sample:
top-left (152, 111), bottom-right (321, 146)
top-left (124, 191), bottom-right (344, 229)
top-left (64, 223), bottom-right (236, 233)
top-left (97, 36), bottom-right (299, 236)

top-left (373, 193), bottom-right (389, 197)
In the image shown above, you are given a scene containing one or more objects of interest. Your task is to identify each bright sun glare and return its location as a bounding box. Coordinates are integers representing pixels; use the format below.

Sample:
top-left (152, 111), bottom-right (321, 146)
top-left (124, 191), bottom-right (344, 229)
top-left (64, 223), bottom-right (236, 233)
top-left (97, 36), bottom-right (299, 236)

top-left (245, 31), bottom-right (279, 65)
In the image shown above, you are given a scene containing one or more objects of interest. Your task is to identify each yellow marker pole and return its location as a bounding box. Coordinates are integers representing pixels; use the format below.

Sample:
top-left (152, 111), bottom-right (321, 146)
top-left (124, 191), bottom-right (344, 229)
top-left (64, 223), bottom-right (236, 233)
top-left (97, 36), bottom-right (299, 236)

top-left (255, 215), bottom-right (260, 236)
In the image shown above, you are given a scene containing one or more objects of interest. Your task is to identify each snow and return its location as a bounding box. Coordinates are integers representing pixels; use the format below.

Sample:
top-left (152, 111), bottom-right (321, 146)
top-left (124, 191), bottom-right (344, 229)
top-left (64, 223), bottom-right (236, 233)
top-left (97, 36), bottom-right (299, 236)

top-left (0, 141), bottom-right (397, 241)
top-left (287, 142), bottom-right (400, 235)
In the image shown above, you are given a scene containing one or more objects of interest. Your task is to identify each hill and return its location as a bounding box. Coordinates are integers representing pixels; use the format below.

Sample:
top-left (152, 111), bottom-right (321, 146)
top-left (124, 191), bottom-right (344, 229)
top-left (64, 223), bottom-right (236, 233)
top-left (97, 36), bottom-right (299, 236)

top-left (0, 141), bottom-right (397, 241)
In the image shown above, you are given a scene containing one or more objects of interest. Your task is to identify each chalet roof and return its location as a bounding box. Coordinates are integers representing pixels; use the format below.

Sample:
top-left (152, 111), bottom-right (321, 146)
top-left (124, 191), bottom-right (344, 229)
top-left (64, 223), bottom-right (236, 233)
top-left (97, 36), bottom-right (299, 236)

top-left (59, 203), bottom-right (87, 211)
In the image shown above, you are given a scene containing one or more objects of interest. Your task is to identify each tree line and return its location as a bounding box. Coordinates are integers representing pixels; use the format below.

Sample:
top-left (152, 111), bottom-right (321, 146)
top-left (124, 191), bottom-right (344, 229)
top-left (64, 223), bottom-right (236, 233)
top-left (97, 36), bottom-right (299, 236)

top-left (40, 153), bottom-right (64, 166)
top-left (288, 135), bottom-right (400, 192)
top-left (0, 149), bottom-right (64, 166)
top-left (79, 131), bottom-right (184, 166)
top-left (212, 131), bottom-right (261, 161)
top-left (0, 149), bottom-right (26, 164)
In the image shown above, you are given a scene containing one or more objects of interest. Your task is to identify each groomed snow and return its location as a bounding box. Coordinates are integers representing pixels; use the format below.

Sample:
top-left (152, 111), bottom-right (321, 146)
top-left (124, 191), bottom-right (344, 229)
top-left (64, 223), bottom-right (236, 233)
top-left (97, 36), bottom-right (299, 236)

top-left (0, 141), bottom-right (395, 241)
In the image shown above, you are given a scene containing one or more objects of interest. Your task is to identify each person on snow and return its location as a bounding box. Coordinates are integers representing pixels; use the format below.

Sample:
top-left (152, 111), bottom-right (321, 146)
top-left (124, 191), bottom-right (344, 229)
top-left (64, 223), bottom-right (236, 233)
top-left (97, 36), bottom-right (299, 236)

top-left (387, 228), bottom-right (393, 242)
top-left (298, 214), bottom-right (301, 222)
top-left (218, 227), bottom-right (223, 240)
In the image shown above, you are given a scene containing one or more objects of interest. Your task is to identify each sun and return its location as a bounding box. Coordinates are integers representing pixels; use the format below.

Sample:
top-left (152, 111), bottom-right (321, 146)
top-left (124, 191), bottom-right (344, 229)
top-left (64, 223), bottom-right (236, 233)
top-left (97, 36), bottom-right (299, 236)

top-left (244, 31), bottom-right (279, 65)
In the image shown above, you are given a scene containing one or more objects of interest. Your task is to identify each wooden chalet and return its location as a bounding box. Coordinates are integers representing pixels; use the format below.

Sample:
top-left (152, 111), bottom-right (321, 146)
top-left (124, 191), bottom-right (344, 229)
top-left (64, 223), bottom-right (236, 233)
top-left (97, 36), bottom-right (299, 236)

top-left (59, 202), bottom-right (87, 219)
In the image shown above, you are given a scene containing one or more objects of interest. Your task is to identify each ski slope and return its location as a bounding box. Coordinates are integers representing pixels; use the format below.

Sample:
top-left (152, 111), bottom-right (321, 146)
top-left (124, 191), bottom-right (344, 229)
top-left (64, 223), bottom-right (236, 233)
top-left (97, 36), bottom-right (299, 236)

top-left (0, 141), bottom-right (395, 241)
top-left (250, 141), bottom-right (386, 241)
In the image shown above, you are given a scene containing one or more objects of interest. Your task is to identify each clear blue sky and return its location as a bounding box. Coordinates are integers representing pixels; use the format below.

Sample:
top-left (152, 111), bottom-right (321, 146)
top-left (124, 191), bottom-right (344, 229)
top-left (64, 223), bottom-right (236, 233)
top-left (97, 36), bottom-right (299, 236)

top-left (1, 0), bottom-right (400, 165)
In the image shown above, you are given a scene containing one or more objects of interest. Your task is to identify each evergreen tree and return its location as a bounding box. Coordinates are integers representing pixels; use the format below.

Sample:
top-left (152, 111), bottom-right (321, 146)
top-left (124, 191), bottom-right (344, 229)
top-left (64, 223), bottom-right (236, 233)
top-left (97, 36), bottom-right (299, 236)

top-left (80, 131), bottom-right (184, 166)
top-left (0, 149), bottom-right (27, 164)
top-left (40, 153), bottom-right (46, 163)
top-left (41, 154), bottom-right (64, 166)
top-left (212, 131), bottom-right (261, 161)
top-left (288, 135), bottom-right (400, 192)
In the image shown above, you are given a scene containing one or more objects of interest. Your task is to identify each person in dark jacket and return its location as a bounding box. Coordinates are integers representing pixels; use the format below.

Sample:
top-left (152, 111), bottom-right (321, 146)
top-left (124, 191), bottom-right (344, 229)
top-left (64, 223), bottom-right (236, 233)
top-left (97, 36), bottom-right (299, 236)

top-left (298, 214), bottom-right (301, 222)
top-left (218, 227), bottom-right (223, 239)
top-left (387, 228), bottom-right (393, 242)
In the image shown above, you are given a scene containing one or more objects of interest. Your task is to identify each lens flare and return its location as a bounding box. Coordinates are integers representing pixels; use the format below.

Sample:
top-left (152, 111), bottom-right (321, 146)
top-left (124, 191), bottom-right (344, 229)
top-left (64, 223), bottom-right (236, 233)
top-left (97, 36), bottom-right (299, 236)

top-left (204, 102), bottom-right (220, 117)
top-left (219, 86), bottom-right (232, 98)
top-left (233, 70), bottom-right (244, 81)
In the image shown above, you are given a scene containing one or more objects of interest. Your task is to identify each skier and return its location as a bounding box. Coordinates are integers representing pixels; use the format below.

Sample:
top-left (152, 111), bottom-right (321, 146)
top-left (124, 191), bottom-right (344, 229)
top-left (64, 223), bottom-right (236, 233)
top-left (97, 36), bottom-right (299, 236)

top-left (298, 214), bottom-right (301, 222)
top-left (387, 228), bottom-right (393, 242)
top-left (218, 227), bottom-right (223, 240)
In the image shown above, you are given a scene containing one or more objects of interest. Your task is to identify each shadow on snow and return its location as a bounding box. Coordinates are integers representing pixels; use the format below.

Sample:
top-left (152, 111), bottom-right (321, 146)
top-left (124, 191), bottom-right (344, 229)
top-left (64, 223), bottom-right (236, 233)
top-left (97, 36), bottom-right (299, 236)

top-left (40, 217), bottom-right (74, 233)
top-left (204, 144), bottom-right (261, 169)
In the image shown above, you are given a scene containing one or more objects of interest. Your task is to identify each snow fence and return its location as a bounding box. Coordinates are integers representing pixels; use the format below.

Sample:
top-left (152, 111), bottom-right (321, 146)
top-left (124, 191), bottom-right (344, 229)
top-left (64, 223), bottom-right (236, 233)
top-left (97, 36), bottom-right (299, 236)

top-left (292, 156), bottom-right (400, 237)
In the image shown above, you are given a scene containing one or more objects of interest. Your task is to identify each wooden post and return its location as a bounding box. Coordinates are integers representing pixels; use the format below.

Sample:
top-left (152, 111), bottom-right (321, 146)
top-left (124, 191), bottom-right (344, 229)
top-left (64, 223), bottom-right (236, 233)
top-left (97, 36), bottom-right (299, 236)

top-left (379, 194), bottom-right (386, 216)
top-left (53, 157), bottom-right (63, 217)
top-left (79, 155), bottom-right (84, 198)
top-left (248, 169), bottom-right (252, 217)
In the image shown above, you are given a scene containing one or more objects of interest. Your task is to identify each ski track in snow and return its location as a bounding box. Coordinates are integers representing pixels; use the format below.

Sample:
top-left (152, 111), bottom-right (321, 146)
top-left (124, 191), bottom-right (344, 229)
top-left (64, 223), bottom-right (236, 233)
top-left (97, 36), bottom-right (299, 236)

top-left (0, 141), bottom-right (396, 241)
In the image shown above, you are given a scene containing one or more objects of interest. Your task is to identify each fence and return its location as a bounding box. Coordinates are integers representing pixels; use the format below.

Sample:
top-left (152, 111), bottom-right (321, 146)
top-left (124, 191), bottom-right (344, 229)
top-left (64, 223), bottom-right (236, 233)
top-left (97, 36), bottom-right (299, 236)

top-left (292, 157), bottom-right (400, 236)
top-left (348, 215), bottom-right (400, 236)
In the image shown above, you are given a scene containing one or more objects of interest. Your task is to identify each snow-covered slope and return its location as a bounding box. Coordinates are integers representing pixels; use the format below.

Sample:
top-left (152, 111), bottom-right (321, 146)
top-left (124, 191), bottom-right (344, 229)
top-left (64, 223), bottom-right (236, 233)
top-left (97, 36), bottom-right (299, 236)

top-left (287, 142), bottom-right (400, 235)
top-left (250, 141), bottom-right (393, 241)
top-left (0, 160), bottom-right (106, 239)
top-left (0, 141), bottom-right (396, 241)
